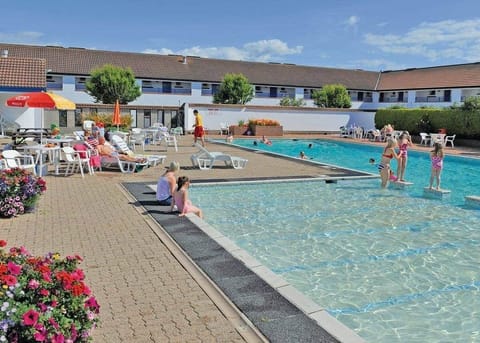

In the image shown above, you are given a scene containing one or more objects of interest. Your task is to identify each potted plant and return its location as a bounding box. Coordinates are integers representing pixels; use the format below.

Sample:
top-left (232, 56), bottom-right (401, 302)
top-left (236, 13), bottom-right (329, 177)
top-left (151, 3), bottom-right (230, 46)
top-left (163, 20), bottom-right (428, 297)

top-left (0, 240), bottom-right (100, 342)
top-left (0, 168), bottom-right (47, 217)
top-left (248, 118), bottom-right (283, 136)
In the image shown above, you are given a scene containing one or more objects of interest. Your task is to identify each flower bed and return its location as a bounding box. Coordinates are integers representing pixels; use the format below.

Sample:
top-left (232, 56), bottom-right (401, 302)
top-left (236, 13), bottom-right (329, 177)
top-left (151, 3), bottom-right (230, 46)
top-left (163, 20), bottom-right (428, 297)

top-left (0, 168), bottom-right (46, 218)
top-left (248, 119), bottom-right (283, 136)
top-left (0, 240), bottom-right (100, 342)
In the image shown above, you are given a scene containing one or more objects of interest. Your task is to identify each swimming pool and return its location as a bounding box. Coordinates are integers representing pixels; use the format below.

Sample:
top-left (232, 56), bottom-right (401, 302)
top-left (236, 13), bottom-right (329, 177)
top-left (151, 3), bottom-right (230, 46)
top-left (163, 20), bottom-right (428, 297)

top-left (231, 138), bottom-right (480, 206)
top-left (189, 139), bottom-right (480, 342)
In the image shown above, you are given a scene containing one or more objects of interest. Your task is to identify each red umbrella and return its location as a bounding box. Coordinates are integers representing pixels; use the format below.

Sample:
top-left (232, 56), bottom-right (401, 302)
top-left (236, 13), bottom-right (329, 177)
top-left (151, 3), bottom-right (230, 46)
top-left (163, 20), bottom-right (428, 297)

top-left (6, 92), bottom-right (76, 110)
top-left (6, 92), bottom-right (76, 140)
top-left (112, 99), bottom-right (121, 130)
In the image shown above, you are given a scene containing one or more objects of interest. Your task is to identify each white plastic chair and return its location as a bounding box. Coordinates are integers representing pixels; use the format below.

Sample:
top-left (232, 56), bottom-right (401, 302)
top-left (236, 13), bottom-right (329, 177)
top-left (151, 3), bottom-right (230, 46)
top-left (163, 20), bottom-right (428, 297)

top-left (420, 133), bottom-right (431, 146)
top-left (2, 150), bottom-right (36, 175)
top-left (129, 128), bottom-right (146, 151)
top-left (219, 123), bottom-right (229, 136)
top-left (157, 131), bottom-right (178, 152)
top-left (444, 134), bottom-right (456, 148)
top-left (61, 146), bottom-right (93, 177)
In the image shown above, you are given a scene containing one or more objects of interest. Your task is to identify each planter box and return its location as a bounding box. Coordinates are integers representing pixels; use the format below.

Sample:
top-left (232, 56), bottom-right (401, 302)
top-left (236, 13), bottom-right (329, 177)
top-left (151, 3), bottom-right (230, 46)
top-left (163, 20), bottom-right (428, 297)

top-left (252, 125), bottom-right (283, 137)
top-left (229, 125), bottom-right (249, 136)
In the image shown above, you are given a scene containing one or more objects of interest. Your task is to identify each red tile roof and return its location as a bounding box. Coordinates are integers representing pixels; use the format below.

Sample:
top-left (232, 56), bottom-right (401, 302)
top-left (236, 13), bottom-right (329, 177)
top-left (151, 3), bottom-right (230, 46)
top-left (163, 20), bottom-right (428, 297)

top-left (0, 43), bottom-right (378, 90)
top-left (0, 56), bottom-right (46, 88)
top-left (377, 63), bottom-right (480, 90)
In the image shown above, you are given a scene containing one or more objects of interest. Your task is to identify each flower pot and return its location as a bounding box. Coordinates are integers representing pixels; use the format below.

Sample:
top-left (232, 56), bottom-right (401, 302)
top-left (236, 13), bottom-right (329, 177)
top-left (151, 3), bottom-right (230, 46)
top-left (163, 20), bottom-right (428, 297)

top-left (252, 125), bottom-right (283, 137)
top-left (229, 125), bottom-right (249, 136)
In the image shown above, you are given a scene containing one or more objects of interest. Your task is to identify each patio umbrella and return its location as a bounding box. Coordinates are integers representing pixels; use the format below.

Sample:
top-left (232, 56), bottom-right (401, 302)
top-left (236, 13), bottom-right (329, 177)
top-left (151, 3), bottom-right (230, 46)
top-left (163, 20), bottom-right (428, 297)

top-left (6, 91), bottom-right (76, 141)
top-left (112, 99), bottom-right (121, 130)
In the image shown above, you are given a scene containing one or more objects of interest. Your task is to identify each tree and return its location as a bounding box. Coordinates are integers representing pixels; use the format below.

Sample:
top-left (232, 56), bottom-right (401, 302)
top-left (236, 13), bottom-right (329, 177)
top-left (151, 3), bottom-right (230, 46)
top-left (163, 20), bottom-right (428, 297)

top-left (279, 97), bottom-right (306, 107)
top-left (86, 64), bottom-right (141, 104)
top-left (312, 84), bottom-right (351, 108)
top-left (461, 96), bottom-right (480, 111)
top-left (213, 73), bottom-right (254, 104)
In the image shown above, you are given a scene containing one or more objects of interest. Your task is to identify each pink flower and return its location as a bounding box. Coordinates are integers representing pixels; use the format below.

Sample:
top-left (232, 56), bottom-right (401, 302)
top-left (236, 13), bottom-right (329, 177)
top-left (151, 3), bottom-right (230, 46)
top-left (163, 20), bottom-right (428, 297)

top-left (7, 261), bottom-right (22, 275)
top-left (85, 296), bottom-right (100, 313)
top-left (23, 309), bottom-right (39, 326)
top-left (28, 279), bottom-right (40, 289)
top-left (51, 333), bottom-right (65, 343)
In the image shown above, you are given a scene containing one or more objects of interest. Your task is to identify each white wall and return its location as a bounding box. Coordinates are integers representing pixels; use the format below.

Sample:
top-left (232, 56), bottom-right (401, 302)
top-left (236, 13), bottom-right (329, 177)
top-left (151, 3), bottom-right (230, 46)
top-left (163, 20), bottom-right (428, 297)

top-left (184, 104), bottom-right (376, 133)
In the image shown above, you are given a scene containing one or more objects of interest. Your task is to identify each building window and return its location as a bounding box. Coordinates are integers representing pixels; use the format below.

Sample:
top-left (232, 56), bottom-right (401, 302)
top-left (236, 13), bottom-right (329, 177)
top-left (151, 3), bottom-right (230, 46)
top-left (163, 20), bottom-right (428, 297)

top-left (58, 110), bottom-right (67, 127)
top-left (74, 109), bottom-right (82, 127)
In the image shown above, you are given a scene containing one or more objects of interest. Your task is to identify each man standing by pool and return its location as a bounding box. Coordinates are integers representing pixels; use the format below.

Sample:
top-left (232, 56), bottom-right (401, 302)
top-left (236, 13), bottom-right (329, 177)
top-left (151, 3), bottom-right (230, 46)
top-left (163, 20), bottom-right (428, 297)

top-left (192, 109), bottom-right (205, 146)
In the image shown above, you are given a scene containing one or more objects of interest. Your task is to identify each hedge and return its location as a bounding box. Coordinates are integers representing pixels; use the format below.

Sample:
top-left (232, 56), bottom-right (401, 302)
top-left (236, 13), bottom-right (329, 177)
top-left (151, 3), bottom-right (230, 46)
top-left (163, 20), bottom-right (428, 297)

top-left (375, 108), bottom-right (480, 139)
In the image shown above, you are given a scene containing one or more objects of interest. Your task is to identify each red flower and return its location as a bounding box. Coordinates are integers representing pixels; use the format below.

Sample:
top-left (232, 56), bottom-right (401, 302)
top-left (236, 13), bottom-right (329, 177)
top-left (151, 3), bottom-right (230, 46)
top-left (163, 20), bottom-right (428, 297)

top-left (0, 264), bottom-right (7, 275)
top-left (0, 240), bottom-right (6, 247)
top-left (1, 274), bottom-right (17, 286)
top-left (23, 309), bottom-right (39, 326)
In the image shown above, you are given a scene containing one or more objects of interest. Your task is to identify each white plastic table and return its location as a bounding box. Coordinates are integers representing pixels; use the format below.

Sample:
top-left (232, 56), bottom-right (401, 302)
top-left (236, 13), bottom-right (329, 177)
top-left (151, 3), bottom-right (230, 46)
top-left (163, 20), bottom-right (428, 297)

top-left (23, 145), bottom-right (61, 176)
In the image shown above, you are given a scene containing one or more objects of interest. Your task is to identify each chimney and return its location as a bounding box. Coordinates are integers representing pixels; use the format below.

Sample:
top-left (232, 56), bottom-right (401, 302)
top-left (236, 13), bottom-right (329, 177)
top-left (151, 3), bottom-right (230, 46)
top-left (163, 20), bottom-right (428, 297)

top-left (1, 50), bottom-right (8, 58)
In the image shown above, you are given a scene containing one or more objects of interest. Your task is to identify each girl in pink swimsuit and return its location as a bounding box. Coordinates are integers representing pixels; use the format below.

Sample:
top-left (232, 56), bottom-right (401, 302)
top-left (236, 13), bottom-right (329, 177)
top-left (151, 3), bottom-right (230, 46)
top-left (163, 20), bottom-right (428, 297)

top-left (397, 131), bottom-right (412, 182)
top-left (429, 142), bottom-right (444, 190)
top-left (171, 176), bottom-right (203, 218)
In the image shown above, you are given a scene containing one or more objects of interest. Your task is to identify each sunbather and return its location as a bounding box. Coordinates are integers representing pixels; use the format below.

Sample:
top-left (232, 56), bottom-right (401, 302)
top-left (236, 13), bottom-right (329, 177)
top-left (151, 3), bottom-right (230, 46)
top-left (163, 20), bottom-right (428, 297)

top-left (97, 136), bottom-right (147, 163)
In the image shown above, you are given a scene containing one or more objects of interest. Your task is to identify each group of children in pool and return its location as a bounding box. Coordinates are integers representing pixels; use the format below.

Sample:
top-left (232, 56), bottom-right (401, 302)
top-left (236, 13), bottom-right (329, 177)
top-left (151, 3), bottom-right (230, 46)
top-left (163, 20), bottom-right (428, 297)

top-left (374, 131), bottom-right (445, 190)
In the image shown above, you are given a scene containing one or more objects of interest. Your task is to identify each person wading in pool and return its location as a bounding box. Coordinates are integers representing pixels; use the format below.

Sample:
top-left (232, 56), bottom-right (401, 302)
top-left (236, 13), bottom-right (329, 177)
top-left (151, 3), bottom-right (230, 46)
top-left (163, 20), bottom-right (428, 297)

top-left (378, 138), bottom-right (399, 188)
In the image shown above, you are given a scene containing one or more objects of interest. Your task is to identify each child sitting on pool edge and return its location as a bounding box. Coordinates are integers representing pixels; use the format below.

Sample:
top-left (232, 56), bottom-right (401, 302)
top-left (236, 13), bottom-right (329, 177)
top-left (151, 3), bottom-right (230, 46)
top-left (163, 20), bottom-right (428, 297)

top-left (171, 176), bottom-right (203, 218)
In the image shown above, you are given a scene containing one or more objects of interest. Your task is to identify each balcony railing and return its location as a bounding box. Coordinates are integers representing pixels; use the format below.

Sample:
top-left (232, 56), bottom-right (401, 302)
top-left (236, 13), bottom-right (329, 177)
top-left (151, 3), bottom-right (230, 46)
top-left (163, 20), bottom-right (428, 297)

top-left (415, 96), bottom-right (447, 102)
top-left (46, 83), bottom-right (63, 90)
top-left (379, 98), bottom-right (407, 103)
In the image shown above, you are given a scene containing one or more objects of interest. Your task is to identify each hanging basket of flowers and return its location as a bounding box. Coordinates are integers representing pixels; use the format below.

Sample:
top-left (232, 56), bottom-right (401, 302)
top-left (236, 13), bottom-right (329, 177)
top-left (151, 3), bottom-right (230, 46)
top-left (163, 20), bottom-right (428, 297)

top-left (0, 240), bottom-right (100, 342)
top-left (0, 168), bottom-right (47, 218)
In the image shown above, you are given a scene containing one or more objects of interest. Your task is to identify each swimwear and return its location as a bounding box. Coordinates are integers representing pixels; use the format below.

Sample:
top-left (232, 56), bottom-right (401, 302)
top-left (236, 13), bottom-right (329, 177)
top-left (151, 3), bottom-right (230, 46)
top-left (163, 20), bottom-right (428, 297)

top-left (399, 143), bottom-right (408, 158)
top-left (378, 163), bottom-right (386, 171)
top-left (432, 156), bottom-right (443, 170)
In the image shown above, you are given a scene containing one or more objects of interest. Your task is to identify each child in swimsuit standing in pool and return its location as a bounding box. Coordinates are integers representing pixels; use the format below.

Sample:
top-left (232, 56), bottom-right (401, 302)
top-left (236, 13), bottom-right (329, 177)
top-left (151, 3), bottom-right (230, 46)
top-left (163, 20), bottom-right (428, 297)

top-left (379, 138), bottom-right (399, 188)
top-left (171, 176), bottom-right (203, 218)
top-left (429, 142), bottom-right (444, 190)
top-left (396, 131), bottom-right (413, 182)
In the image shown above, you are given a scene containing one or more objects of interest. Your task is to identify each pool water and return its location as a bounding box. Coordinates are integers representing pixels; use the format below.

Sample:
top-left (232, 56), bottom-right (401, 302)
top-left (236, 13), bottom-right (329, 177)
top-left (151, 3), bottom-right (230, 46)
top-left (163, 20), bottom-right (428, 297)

top-left (188, 139), bottom-right (480, 342)
top-left (231, 138), bottom-right (480, 206)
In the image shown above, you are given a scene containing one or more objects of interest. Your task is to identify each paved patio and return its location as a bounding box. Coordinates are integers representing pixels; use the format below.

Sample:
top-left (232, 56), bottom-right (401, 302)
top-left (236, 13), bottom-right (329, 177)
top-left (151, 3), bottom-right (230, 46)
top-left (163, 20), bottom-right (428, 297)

top-left (0, 134), bottom-right (474, 342)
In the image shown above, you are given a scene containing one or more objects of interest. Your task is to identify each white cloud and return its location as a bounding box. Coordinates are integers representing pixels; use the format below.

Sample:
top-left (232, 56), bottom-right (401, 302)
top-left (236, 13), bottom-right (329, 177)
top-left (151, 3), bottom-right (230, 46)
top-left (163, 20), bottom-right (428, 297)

top-left (345, 15), bottom-right (359, 27)
top-left (0, 31), bottom-right (44, 43)
top-left (143, 39), bottom-right (303, 62)
top-left (353, 58), bottom-right (407, 71)
top-left (364, 19), bottom-right (480, 63)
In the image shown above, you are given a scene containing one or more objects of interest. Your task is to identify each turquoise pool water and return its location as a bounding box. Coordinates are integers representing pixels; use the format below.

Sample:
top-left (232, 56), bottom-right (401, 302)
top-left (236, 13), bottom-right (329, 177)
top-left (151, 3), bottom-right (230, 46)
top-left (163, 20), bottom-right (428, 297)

top-left (188, 139), bottom-right (480, 342)
top-left (231, 138), bottom-right (480, 206)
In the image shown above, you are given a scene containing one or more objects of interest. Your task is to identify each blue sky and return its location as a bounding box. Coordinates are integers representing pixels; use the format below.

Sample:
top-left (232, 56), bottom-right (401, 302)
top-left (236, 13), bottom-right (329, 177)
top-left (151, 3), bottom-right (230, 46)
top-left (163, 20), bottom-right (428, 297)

top-left (2, 0), bottom-right (480, 71)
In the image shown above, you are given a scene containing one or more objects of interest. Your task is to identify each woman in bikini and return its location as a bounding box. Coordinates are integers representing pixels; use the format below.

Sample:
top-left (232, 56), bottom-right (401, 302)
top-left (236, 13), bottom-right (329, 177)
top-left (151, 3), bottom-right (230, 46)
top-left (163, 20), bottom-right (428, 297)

top-left (378, 138), bottom-right (399, 188)
top-left (396, 131), bottom-right (413, 182)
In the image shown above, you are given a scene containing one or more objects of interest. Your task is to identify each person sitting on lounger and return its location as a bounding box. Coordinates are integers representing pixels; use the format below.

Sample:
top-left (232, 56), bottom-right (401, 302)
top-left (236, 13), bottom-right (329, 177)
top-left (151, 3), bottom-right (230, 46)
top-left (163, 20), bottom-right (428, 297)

top-left (97, 136), bottom-right (147, 163)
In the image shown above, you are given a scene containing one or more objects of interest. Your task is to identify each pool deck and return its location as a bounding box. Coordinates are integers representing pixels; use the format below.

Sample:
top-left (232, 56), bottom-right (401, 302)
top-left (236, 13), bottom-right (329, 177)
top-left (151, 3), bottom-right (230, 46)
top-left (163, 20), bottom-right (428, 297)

top-left (0, 134), bottom-right (477, 342)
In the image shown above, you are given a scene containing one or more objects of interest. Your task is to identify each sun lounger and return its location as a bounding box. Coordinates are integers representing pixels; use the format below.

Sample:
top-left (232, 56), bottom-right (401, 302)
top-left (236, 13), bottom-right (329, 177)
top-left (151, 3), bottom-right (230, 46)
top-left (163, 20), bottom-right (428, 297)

top-left (190, 143), bottom-right (248, 170)
top-left (110, 134), bottom-right (166, 167)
